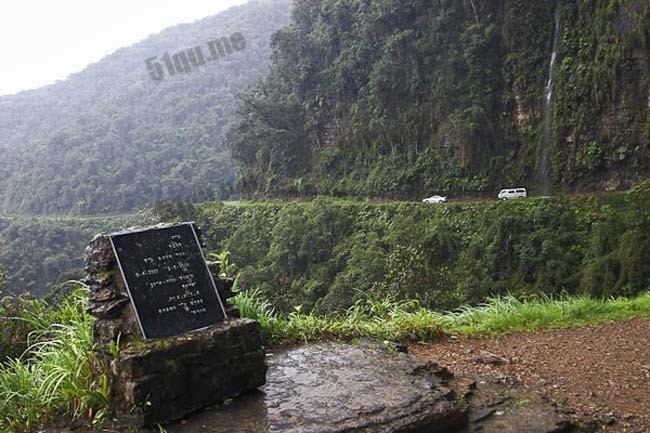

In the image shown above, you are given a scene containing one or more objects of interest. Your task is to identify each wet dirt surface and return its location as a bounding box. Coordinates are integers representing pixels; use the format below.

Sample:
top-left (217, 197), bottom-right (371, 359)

top-left (410, 318), bottom-right (650, 433)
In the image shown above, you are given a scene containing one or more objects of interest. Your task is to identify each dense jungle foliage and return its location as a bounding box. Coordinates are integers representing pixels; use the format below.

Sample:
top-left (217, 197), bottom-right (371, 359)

top-left (158, 182), bottom-right (650, 314)
top-left (0, 0), bottom-right (291, 215)
top-left (228, 0), bottom-right (650, 198)
top-left (0, 214), bottom-right (144, 296)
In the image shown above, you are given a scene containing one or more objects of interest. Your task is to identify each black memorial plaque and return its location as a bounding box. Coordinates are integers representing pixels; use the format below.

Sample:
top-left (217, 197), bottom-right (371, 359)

top-left (110, 223), bottom-right (226, 339)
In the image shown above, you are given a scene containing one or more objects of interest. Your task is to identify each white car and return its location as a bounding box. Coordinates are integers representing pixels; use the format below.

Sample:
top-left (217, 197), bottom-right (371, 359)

top-left (422, 195), bottom-right (447, 204)
top-left (498, 188), bottom-right (527, 200)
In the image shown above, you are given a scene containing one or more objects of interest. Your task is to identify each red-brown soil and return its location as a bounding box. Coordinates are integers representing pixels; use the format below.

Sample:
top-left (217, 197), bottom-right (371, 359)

top-left (410, 318), bottom-right (650, 433)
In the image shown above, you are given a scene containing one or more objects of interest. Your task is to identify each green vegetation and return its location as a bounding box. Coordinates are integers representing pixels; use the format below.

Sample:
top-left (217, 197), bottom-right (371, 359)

top-left (553, 1), bottom-right (650, 184)
top-left (158, 183), bottom-right (650, 315)
top-left (0, 292), bottom-right (53, 362)
top-left (442, 292), bottom-right (650, 336)
top-left (0, 286), bottom-right (109, 432)
top-left (0, 213), bottom-right (146, 295)
top-left (233, 289), bottom-right (650, 344)
top-left (0, 0), bottom-right (291, 215)
top-left (228, 0), bottom-right (649, 198)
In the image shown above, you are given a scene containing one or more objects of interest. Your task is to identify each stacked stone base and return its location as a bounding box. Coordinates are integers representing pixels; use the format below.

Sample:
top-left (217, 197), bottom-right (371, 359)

top-left (110, 318), bottom-right (266, 426)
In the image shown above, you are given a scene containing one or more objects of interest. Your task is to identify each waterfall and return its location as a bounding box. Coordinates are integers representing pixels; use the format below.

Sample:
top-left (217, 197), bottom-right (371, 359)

top-left (540, 0), bottom-right (560, 195)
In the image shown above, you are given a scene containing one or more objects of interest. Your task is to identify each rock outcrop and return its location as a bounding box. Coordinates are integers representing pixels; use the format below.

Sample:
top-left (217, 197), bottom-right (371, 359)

top-left (168, 342), bottom-right (469, 433)
top-left (263, 343), bottom-right (467, 433)
top-left (166, 342), bottom-right (593, 433)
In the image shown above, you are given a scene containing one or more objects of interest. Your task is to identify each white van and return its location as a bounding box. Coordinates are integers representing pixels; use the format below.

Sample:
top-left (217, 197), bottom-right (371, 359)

top-left (498, 188), bottom-right (527, 200)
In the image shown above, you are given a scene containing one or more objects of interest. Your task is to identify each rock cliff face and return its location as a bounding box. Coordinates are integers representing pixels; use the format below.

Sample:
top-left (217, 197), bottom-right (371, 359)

top-left (229, 0), bottom-right (650, 198)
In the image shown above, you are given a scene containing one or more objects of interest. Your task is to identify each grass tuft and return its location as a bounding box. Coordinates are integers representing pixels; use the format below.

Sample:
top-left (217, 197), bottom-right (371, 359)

top-left (232, 290), bottom-right (650, 344)
top-left (0, 285), bottom-right (109, 432)
top-left (442, 292), bottom-right (650, 336)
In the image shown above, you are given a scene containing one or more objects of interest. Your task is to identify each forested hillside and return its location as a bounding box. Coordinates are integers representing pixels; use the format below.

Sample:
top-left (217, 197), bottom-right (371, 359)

top-left (229, 0), bottom-right (650, 198)
top-left (0, 214), bottom-right (146, 295)
top-left (0, 0), bottom-right (291, 215)
top-left (157, 182), bottom-right (650, 314)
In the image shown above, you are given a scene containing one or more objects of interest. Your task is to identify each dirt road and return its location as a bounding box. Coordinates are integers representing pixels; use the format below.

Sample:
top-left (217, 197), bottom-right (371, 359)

top-left (410, 318), bottom-right (650, 433)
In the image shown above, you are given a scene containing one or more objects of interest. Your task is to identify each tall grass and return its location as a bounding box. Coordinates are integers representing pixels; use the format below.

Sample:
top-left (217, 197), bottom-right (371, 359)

top-left (0, 294), bottom-right (52, 361)
top-left (441, 292), bottom-right (650, 335)
top-left (232, 290), bottom-right (650, 344)
top-left (0, 286), bottom-right (109, 432)
top-left (234, 289), bottom-right (443, 343)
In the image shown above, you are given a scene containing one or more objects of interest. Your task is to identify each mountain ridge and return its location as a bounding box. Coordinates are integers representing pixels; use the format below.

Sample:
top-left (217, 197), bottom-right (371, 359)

top-left (0, 0), bottom-right (292, 215)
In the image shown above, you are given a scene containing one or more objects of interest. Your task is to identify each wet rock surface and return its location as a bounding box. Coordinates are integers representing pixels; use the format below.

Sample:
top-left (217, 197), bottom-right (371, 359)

top-left (166, 343), bottom-right (591, 433)
top-left (169, 342), bottom-right (467, 433)
top-left (455, 378), bottom-right (590, 433)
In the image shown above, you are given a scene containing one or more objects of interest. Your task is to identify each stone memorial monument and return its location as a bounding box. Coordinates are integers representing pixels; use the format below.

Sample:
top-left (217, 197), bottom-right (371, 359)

top-left (85, 222), bottom-right (266, 426)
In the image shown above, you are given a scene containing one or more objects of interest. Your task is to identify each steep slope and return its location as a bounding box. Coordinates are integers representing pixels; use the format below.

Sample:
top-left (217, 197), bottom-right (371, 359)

top-left (157, 183), bottom-right (650, 314)
top-left (228, 0), bottom-right (650, 198)
top-left (0, 214), bottom-right (143, 295)
top-left (0, 0), bottom-right (291, 214)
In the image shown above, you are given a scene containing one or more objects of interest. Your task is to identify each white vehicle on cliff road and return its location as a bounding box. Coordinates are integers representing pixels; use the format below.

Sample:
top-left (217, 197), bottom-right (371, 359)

top-left (422, 195), bottom-right (447, 204)
top-left (498, 188), bottom-right (527, 200)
